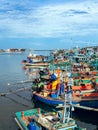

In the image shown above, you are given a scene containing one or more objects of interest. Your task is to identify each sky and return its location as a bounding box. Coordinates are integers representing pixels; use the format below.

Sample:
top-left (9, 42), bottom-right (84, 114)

top-left (0, 0), bottom-right (98, 50)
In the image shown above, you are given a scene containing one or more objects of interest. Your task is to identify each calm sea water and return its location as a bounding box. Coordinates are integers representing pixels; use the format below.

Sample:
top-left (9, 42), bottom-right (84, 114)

top-left (0, 53), bottom-right (98, 130)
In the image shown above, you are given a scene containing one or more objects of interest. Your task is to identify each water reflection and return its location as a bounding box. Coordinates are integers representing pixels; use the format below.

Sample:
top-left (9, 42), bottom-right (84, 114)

top-left (22, 66), bottom-right (40, 80)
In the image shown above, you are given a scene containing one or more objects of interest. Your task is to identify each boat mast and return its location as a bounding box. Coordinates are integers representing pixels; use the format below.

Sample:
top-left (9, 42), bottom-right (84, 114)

top-left (63, 86), bottom-right (72, 123)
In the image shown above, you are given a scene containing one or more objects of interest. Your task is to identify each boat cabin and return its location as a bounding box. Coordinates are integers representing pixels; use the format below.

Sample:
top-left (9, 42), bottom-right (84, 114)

top-left (73, 54), bottom-right (88, 63)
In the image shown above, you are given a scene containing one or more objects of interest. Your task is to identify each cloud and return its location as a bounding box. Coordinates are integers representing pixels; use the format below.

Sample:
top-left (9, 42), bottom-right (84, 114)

top-left (0, 0), bottom-right (98, 39)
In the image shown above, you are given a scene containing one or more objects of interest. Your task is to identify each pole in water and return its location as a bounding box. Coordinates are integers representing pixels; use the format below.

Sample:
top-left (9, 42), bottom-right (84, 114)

top-left (7, 80), bottom-right (31, 86)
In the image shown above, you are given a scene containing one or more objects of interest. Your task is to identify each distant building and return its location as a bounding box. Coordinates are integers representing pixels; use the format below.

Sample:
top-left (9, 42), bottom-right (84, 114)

top-left (5, 48), bottom-right (26, 52)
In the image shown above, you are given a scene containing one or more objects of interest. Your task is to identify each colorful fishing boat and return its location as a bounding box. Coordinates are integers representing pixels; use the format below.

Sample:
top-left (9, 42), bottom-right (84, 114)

top-left (22, 62), bottom-right (49, 67)
top-left (73, 91), bottom-right (98, 112)
top-left (22, 54), bottom-right (49, 67)
top-left (32, 91), bottom-right (79, 106)
top-left (15, 92), bottom-right (86, 130)
top-left (32, 84), bottom-right (98, 112)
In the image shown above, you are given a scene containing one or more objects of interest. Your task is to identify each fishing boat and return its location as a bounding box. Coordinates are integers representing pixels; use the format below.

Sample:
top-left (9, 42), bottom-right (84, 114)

top-left (32, 79), bottom-right (98, 111)
top-left (15, 91), bottom-right (86, 130)
top-left (24, 62), bottom-right (49, 67)
top-left (31, 62), bottom-right (98, 111)
top-left (73, 91), bottom-right (98, 112)
top-left (32, 91), bottom-right (79, 106)
top-left (22, 54), bottom-right (49, 67)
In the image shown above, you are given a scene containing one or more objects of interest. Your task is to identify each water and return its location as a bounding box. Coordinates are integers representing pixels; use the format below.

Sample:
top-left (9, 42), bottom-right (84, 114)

top-left (0, 53), bottom-right (98, 130)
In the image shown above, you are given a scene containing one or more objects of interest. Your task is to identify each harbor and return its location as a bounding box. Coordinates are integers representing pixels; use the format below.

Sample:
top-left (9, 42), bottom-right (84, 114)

top-left (1, 0), bottom-right (98, 129)
top-left (0, 49), bottom-right (98, 130)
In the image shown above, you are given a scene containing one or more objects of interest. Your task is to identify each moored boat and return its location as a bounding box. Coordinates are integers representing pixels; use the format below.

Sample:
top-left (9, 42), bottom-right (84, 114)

top-left (24, 62), bottom-right (49, 67)
top-left (73, 91), bottom-right (98, 112)
top-left (32, 91), bottom-right (79, 106)
top-left (15, 92), bottom-right (86, 130)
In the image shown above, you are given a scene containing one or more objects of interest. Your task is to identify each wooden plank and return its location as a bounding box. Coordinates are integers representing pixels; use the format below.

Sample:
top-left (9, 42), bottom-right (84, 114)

top-left (73, 104), bottom-right (98, 112)
top-left (15, 118), bottom-right (24, 130)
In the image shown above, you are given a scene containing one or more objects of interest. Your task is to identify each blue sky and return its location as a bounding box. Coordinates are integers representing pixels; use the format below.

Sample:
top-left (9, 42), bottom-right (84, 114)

top-left (0, 0), bottom-right (98, 49)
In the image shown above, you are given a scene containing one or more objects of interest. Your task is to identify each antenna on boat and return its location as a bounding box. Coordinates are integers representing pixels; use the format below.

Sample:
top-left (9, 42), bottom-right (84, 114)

top-left (70, 37), bottom-right (72, 50)
top-left (29, 48), bottom-right (33, 56)
top-left (63, 85), bottom-right (72, 123)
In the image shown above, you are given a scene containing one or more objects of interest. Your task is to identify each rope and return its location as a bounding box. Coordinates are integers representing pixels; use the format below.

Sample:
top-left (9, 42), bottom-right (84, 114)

top-left (6, 95), bottom-right (30, 107)
top-left (0, 86), bottom-right (32, 96)
top-left (7, 80), bottom-right (32, 86)
top-left (0, 86), bottom-right (34, 107)
top-left (14, 92), bottom-right (32, 102)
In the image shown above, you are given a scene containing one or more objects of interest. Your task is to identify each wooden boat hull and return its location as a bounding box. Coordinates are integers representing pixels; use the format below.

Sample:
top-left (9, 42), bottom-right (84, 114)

top-left (23, 62), bottom-right (49, 67)
top-left (73, 93), bottom-right (98, 112)
top-left (79, 99), bottom-right (98, 108)
top-left (15, 108), bottom-right (86, 130)
top-left (15, 109), bottom-right (38, 130)
top-left (33, 91), bottom-right (98, 112)
top-left (33, 92), bottom-right (79, 106)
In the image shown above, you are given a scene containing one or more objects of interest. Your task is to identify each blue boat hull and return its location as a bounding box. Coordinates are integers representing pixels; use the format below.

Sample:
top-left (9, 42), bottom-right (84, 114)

top-left (79, 100), bottom-right (98, 108)
top-left (33, 93), bottom-right (79, 106)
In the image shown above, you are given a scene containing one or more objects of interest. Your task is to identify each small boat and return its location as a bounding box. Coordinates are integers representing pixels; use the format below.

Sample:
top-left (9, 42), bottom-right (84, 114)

top-left (22, 62), bottom-right (49, 67)
top-left (22, 54), bottom-right (49, 67)
top-left (15, 92), bottom-right (86, 130)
